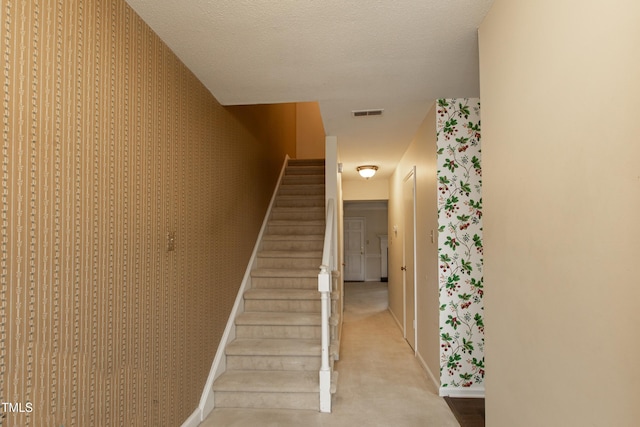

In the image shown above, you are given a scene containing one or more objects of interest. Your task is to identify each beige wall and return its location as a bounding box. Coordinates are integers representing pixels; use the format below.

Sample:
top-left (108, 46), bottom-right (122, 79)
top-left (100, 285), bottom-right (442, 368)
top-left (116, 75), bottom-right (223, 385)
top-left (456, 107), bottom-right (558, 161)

top-left (343, 178), bottom-right (390, 200)
top-left (480, 1), bottom-right (640, 425)
top-left (388, 103), bottom-right (440, 383)
top-left (1, 1), bottom-right (295, 426)
top-left (295, 102), bottom-right (326, 159)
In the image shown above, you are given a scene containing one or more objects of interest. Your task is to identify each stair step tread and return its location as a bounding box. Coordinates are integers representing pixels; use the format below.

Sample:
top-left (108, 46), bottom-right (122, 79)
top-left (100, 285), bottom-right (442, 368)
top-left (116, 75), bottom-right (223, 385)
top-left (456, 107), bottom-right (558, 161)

top-left (277, 195), bottom-right (324, 200)
top-left (280, 186), bottom-right (325, 192)
top-left (288, 159), bottom-right (325, 165)
top-left (275, 199), bottom-right (325, 207)
top-left (226, 339), bottom-right (320, 356)
top-left (268, 219), bottom-right (325, 226)
top-left (244, 289), bottom-right (320, 300)
top-left (262, 234), bottom-right (323, 241)
top-left (286, 163), bottom-right (324, 168)
top-left (214, 370), bottom-right (319, 393)
top-left (285, 166), bottom-right (324, 171)
top-left (273, 205), bottom-right (324, 210)
top-left (284, 171), bottom-right (324, 176)
top-left (286, 168), bottom-right (324, 172)
top-left (272, 207), bottom-right (324, 214)
top-left (258, 251), bottom-right (322, 258)
top-left (282, 178), bottom-right (324, 185)
top-left (251, 268), bottom-right (320, 278)
top-left (281, 182), bottom-right (324, 186)
top-left (236, 312), bottom-right (320, 326)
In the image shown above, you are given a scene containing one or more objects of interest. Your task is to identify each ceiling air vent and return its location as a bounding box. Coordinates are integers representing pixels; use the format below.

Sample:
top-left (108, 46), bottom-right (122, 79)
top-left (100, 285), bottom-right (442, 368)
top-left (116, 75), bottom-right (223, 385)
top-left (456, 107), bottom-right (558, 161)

top-left (352, 109), bottom-right (384, 117)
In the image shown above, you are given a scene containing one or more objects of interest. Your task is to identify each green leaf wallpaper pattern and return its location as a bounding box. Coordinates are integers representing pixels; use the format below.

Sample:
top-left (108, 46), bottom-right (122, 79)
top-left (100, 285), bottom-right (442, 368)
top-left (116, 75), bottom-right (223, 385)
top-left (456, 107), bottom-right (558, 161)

top-left (437, 98), bottom-right (484, 390)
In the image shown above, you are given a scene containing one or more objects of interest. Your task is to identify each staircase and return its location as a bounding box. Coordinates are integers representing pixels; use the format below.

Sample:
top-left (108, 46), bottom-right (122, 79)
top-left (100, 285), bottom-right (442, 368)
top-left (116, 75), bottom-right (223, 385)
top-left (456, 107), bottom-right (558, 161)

top-left (212, 159), bottom-right (337, 411)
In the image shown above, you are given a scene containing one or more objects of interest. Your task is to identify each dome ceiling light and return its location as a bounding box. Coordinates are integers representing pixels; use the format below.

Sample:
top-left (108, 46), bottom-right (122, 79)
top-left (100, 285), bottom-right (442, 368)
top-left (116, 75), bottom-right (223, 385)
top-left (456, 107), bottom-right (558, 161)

top-left (357, 165), bottom-right (378, 179)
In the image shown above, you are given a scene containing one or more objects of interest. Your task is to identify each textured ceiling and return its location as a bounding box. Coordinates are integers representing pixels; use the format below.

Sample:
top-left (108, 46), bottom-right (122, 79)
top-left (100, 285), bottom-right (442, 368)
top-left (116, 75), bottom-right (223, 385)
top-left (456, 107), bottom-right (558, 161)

top-left (125, 0), bottom-right (494, 181)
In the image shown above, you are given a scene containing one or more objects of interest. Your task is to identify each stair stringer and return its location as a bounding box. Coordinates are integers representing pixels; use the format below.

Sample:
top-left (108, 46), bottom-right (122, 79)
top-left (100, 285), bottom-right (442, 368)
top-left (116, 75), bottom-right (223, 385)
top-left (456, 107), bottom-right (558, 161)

top-left (193, 155), bottom-right (291, 424)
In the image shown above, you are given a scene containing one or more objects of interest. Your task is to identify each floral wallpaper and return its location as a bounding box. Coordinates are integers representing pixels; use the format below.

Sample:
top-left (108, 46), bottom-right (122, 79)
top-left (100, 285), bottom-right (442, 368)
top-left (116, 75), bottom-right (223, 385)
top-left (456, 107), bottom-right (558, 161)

top-left (436, 99), bottom-right (484, 391)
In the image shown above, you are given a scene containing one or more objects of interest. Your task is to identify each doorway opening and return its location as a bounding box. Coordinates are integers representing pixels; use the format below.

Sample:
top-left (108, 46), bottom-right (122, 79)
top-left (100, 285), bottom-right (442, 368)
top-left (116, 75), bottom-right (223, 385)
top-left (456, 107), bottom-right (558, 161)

top-left (343, 200), bottom-right (388, 283)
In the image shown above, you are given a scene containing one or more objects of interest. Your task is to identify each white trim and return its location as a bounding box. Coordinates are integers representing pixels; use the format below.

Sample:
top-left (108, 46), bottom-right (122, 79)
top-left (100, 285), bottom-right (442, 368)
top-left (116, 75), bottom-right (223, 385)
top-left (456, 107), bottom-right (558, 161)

top-left (180, 409), bottom-right (201, 427)
top-left (196, 155), bottom-right (290, 422)
top-left (410, 167), bottom-right (418, 354)
top-left (343, 216), bottom-right (366, 281)
top-left (416, 350), bottom-right (440, 392)
top-left (439, 386), bottom-right (485, 398)
top-left (402, 166), bottom-right (418, 352)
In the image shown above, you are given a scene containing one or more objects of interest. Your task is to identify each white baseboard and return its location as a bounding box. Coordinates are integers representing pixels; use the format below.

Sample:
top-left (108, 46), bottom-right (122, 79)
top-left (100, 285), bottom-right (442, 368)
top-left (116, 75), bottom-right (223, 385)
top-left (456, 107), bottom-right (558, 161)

top-left (180, 408), bottom-right (201, 427)
top-left (416, 351), bottom-right (440, 392)
top-left (196, 155), bottom-right (290, 422)
top-left (439, 386), bottom-right (485, 398)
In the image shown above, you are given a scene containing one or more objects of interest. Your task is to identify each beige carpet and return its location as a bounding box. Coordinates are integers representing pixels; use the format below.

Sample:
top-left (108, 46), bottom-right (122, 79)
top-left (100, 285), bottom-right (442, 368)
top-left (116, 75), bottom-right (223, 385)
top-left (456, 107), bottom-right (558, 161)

top-left (200, 281), bottom-right (459, 427)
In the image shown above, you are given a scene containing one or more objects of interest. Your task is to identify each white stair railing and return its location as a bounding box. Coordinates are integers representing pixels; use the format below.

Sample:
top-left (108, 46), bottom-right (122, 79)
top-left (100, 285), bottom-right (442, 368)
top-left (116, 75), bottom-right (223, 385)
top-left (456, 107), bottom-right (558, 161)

top-left (318, 198), bottom-right (335, 413)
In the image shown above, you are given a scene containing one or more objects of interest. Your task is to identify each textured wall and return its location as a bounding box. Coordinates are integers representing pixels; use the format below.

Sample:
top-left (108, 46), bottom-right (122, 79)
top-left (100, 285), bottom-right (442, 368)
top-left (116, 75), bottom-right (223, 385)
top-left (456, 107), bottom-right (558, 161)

top-left (1, 1), bottom-right (294, 426)
top-left (436, 99), bottom-right (484, 392)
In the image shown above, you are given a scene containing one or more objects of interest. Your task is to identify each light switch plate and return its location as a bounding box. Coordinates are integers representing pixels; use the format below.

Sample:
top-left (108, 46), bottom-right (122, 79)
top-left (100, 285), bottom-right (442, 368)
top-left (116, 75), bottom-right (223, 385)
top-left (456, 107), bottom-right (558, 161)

top-left (167, 231), bottom-right (176, 251)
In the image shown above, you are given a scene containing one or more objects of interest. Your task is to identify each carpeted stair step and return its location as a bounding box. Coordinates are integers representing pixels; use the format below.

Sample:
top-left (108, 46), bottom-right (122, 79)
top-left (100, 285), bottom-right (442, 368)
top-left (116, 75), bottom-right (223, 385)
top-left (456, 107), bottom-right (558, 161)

top-left (261, 234), bottom-right (324, 252)
top-left (284, 167), bottom-right (325, 176)
top-left (251, 268), bottom-right (320, 279)
top-left (235, 312), bottom-right (321, 339)
top-left (213, 370), bottom-right (320, 410)
top-left (244, 289), bottom-right (321, 312)
top-left (250, 276), bottom-right (319, 290)
top-left (236, 312), bottom-right (321, 326)
top-left (266, 219), bottom-right (325, 235)
top-left (278, 184), bottom-right (325, 196)
top-left (281, 174), bottom-right (324, 185)
top-left (256, 250), bottom-right (322, 269)
top-left (285, 164), bottom-right (325, 175)
top-left (275, 195), bottom-right (325, 208)
top-left (257, 250), bottom-right (322, 259)
top-left (271, 207), bottom-right (324, 221)
top-left (288, 159), bottom-right (325, 166)
top-left (250, 265), bottom-right (320, 289)
top-left (225, 338), bottom-right (321, 371)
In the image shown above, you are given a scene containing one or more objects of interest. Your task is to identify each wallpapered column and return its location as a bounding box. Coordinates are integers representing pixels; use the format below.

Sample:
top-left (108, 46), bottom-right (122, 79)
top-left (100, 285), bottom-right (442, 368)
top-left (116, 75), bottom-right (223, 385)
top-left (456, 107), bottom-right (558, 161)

top-left (436, 99), bottom-right (484, 393)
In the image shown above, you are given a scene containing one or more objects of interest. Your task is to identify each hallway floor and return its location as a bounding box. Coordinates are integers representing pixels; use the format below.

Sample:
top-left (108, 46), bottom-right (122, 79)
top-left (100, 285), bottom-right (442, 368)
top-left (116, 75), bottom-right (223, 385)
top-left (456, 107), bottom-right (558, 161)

top-left (199, 281), bottom-right (459, 426)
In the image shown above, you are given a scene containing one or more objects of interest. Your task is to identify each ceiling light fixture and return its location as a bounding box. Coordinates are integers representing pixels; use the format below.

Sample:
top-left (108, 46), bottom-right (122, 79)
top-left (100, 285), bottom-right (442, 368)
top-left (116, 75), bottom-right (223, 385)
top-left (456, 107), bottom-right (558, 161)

top-left (357, 165), bottom-right (378, 179)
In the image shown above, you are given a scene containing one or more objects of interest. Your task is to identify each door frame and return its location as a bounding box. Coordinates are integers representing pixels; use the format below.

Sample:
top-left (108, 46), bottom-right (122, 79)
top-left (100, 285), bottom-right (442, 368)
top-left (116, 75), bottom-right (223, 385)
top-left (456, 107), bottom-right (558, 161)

top-left (403, 166), bottom-right (418, 352)
top-left (344, 216), bottom-right (366, 281)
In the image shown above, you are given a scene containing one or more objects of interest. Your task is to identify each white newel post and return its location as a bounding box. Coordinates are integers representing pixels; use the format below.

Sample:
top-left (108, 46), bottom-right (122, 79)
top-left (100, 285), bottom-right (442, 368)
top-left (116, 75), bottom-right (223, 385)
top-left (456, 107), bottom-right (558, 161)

top-left (318, 264), bottom-right (331, 413)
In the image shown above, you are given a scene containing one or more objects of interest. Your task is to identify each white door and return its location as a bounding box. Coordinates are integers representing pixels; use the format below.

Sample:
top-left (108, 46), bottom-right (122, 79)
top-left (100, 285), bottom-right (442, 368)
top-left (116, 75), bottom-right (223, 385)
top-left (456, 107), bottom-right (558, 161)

top-left (344, 217), bottom-right (365, 281)
top-left (403, 168), bottom-right (417, 350)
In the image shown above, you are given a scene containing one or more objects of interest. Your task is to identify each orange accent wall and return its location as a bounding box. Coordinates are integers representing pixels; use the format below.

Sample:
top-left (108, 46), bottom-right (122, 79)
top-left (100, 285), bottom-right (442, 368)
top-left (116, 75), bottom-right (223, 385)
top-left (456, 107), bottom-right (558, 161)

top-left (295, 102), bottom-right (326, 159)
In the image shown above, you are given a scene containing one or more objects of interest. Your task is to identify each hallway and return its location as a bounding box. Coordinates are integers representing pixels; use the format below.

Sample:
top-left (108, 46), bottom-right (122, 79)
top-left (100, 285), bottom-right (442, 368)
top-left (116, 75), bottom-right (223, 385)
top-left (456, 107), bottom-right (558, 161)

top-left (200, 281), bottom-right (459, 426)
